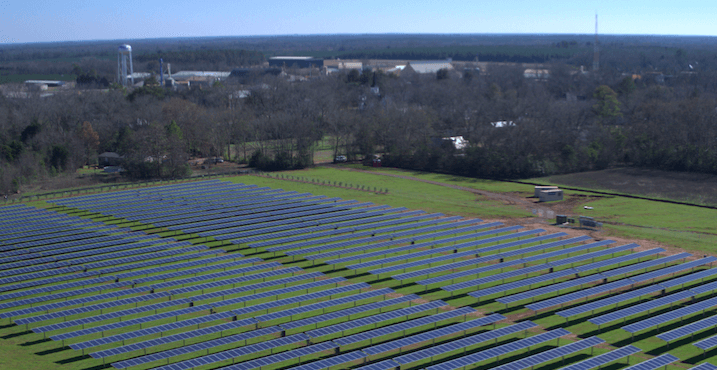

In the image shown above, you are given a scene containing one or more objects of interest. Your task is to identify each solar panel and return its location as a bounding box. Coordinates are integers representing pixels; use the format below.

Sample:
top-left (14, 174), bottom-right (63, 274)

top-left (333, 306), bottom-right (476, 346)
top-left (497, 275), bottom-right (605, 305)
top-left (587, 290), bottom-right (694, 326)
top-left (623, 295), bottom-right (717, 333)
top-left (690, 320), bottom-right (717, 353)
top-left (468, 268), bottom-right (580, 300)
top-left (362, 313), bottom-right (506, 356)
top-left (691, 364), bottom-right (717, 370)
top-left (282, 350), bottom-right (367, 370)
top-left (31, 297), bottom-right (190, 333)
top-left (559, 345), bottom-right (641, 370)
top-left (323, 225), bottom-right (530, 265)
top-left (107, 326), bottom-right (284, 367)
top-left (221, 340), bottom-right (338, 370)
top-left (440, 264), bottom-right (563, 292)
top-left (622, 354), bottom-right (679, 370)
top-left (694, 334), bottom-right (717, 351)
top-left (305, 300), bottom-right (447, 338)
top-left (134, 333), bottom-right (316, 370)
top-left (489, 336), bottom-right (605, 370)
top-left (352, 359), bottom-right (401, 370)
top-left (422, 328), bottom-right (571, 370)
top-left (281, 294), bottom-right (420, 331)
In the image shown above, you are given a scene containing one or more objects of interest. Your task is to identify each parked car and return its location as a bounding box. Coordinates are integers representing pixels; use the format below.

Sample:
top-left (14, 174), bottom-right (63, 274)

top-left (335, 155), bottom-right (347, 163)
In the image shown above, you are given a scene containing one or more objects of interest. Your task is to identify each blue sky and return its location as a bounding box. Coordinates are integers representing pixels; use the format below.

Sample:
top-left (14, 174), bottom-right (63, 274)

top-left (2, 0), bottom-right (717, 43)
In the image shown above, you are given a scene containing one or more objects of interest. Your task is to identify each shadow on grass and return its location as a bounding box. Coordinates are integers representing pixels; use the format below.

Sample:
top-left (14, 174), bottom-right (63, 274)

top-left (55, 353), bottom-right (92, 365)
top-left (80, 363), bottom-right (113, 370)
top-left (1, 330), bottom-right (33, 340)
top-left (19, 337), bottom-right (52, 346)
top-left (0, 322), bottom-right (17, 330)
top-left (35, 345), bottom-right (71, 356)
top-left (684, 347), bottom-right (717, 365)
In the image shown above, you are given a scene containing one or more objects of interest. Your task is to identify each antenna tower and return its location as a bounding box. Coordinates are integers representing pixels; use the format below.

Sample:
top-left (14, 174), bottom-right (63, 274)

top-left (593, 13), bottom-right (599, 71)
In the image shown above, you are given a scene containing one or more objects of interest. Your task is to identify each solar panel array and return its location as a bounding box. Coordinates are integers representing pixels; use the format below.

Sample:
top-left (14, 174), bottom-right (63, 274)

top-left (3, 180), bottom-right (716, 370)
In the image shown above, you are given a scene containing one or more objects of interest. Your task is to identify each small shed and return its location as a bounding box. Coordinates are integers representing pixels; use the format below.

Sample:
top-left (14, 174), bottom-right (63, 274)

top-left (534, 186), bottom-right (559, 197)
top-left (98, 152), bottom-right (123, 166)
top-left (539, 189), bottom-right (563, 202)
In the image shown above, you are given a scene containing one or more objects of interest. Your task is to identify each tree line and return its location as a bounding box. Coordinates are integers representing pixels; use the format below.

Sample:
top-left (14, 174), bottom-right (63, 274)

top-left (2, 51), bottom-right (717, 194)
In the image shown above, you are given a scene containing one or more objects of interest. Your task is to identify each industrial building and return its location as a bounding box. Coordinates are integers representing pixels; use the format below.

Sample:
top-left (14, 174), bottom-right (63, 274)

top-left (269, 56), bottom-right (324, 69)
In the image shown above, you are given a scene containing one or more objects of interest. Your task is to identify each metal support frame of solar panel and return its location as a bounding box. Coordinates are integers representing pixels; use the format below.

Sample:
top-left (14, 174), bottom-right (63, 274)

top-left (417, 238), bottom-right (616, 288)
top-left (67, 282), bottom-right (362, 350)
top-left (390, 235), bottom-right (593, 282)
top-left (420, 328), bottom-right (571, 370)
top-left (590, 273), bottom-right (717, 327)
top-left (198, 204), bottom-right (391, 238)
top-left (246, 211), bottom-right (433, 248)
top-left (36, 271), bottom-right (321, 338)
top-left (468, 244), bottom-right (654, 301)
top-left (623, 294), bottom-right (717, 334)
top-left (175, 200), bottom-right (368, 235)
top-left (53, 272), bottom-right (329, 342)
top-left (176, 338), bottom-right (334, 370)
top-left (621, 354), bottom-right (679, 370)
top-left (557, 257), bottom-right (717, 319)
top-left (321, 225), bottom-right (534, 266)
top-left (263, 215), bottom-right (467, 255)
top-left (497, 248), bottom-right (666, 306)
top-left (557, 345), bottom-right (642, 370)
top-left (102, 288), bottom-right (397, 364)
top-left (489, 336), bottom-right (605, 370)
top-left (216, 206), bottom-right (412, 242)
top-left (525, 252), bottom-right (694, 312)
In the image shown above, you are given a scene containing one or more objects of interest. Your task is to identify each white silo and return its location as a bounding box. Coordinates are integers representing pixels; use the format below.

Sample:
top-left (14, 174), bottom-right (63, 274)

top-left (117, 44), bottom-right (134, 87)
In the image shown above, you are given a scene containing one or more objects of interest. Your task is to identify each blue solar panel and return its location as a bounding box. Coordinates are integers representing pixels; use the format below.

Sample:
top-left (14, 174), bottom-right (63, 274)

top-left (691, 364), bottom-right (717, 370)
top-left (306, 300), bottom-right (447, 338)
top-left (468, 268), bottom-right (580, 299)
top-left (622, 354), bottom-right (678, 370)
top-left (695, 335), bottom-right (717, 351)
top-left (352, 359), bottom-right (401, 370)
top-left (333, 306), bottom-right (476, 346)
top-left (107, 326), bottom-right (284, 367)
top-left (221, 340), bottom-right (337, 370)
top-left (30, 297), bottom-right (189, 332)
top-left (422, 328), bottom-right (570, 370)
top-left (559, 345), bottom-right (641, 370)
top-left (281, 294), bottom-right (419, 331)
top-left (659, 315), bottom-right (717, 342)
top-left (282, 350), bottom-right (367, 370)
top-left (490, 336), bottom-right (605, 370)
top-left (363, 313), bottom-right (506, 356)
top-left (623, 295), bottom-right (717, 333)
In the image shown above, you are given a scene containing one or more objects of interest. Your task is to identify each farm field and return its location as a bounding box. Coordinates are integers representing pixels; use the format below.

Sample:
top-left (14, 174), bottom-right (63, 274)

top-left (0, 174), bottom-right (716, 370)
